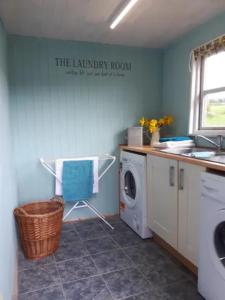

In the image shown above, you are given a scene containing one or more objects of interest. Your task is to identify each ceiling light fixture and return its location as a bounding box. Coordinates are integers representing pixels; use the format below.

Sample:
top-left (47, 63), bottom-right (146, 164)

top-left (110, 0), bottom-right (139, 30)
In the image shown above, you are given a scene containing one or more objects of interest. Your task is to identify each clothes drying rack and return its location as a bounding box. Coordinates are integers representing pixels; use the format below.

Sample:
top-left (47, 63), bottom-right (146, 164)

top-left (40, 154), bottom-right (116, 229)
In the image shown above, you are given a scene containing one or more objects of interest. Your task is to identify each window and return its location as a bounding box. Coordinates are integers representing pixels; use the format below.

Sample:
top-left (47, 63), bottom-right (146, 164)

top-left (189, 37), bottom-right (225, 135)
top-left (201, 52), bottom-right (225, 129)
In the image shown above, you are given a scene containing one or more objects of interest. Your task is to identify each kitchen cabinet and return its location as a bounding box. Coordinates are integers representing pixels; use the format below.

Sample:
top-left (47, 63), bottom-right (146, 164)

top-left (178, 162), bottom-right (205, 265)
top-left (147, 155), bottom-right (205, 265)
top-left (147, 156), bottom-right (178, 249)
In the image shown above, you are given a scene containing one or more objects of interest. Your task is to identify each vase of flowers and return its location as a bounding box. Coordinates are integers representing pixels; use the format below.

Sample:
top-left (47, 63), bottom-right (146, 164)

top-left (139, 115), bottom-right (173, 147)
top-left (151, 127), bottom-right (160, 146)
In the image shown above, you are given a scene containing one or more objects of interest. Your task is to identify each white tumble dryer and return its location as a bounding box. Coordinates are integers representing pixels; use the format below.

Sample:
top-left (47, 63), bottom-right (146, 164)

top-left (198, 172), bottom-right (225, 300)
top-left (120, 150), bottom-right (152, 239)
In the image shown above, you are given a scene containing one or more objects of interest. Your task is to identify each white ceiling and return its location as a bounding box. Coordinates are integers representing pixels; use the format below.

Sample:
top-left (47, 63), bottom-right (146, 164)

top-left (1, 0), bottom-right (225, 48)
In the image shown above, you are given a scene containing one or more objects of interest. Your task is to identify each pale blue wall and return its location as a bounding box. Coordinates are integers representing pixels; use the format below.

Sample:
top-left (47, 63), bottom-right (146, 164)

top-left (162, 11), bottom-right (225, 135)
top-left (9, 35), bottom-right (162, 219)
top-left (3, 8), bottom-right (225, 298)
top-left (0, 22), bottom-right (18, 300)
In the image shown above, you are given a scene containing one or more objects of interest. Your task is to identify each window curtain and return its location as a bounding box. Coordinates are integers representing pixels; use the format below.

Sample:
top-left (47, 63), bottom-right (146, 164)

top-left (193, 35), bottom-right (225, 61)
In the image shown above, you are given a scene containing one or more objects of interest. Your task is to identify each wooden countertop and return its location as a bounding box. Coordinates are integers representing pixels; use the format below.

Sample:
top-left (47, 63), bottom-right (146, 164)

top-left (119, 145), bottom-right (225, 172)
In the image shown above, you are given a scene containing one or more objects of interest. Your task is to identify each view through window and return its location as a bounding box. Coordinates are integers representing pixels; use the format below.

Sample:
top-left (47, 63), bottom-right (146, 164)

top-left (201, 51), bottom-right (225, 129)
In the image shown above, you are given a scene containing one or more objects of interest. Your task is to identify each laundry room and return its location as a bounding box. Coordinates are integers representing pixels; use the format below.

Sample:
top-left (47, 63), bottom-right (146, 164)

top-left (1, 1), bottom-right (225, 299)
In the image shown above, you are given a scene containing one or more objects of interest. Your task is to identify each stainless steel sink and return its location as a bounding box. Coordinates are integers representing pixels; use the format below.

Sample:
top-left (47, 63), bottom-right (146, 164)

top-left (160, 147), bottom-right (225, 164)
top-left (160, 147), bottom-right (214, 156)
top-left (214, 152), bottom-right (225, 156)
top-left (202, 154), bottom-right (225, 164)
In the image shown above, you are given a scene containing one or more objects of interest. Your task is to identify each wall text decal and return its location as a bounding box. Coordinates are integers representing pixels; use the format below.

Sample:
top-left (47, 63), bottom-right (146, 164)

top-left (55, 57), bottom-right (132, 78)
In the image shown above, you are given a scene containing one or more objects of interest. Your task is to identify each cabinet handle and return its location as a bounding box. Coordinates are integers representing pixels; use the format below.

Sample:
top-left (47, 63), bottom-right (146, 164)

top-left (169, 166), bottom-right (175, 186)
top-left (179, 168), bottom-right (184, 190)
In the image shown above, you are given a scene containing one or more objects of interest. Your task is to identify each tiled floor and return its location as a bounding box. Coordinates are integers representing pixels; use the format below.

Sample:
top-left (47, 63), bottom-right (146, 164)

top-left (18, 217), bottom-right (204, 300)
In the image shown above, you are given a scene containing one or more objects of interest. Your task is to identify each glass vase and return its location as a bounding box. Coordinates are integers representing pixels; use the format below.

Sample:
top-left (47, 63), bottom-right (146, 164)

top-left (150, 129), bottom-right (160, 147)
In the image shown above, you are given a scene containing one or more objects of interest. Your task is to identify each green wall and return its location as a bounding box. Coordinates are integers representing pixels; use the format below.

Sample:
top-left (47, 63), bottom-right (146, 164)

top-left (0, 22), bottom-right (18, 300)
top-left (162, 11), bottom-right (225, 135)
top-left (9, 35), bottom-right (162, 219)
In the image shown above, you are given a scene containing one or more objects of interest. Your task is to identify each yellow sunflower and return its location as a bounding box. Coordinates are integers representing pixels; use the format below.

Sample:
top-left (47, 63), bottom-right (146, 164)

top-left (149, 119), bottom-right (158, 128)
top-left (163, 115), bottom-right (174, 125)
top-left (139, 117), bottom-right (145, 127)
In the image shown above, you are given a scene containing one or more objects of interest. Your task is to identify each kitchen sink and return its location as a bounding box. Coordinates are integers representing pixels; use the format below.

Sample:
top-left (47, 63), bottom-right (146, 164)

top-left (205, 155), bottom-right (225, 163)
top-left (160, 147), bottom-right (225, 163)
top-left (160, 147), bottom-right (215, 156)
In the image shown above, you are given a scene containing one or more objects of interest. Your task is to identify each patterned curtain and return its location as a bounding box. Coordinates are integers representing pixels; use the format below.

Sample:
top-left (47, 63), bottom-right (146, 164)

top-left (193, 35), bottom-right (225, 60)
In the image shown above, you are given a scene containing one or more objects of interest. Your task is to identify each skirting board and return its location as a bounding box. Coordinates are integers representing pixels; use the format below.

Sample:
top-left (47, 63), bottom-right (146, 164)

top-left (12, 251), bottom-right (18, 300)
top-left (63, 213), bottom-right (119, 224)
top-left (153, 233), bottom-right (198, 275)
top-left (0, 255), bottom-right (18, 300)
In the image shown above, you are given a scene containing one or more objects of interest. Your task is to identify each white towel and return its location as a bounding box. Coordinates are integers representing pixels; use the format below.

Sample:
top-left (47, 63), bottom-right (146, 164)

top-left (55, 157), bottom-right (99, 195)
top-left (153, 140), bottom-right (195, 149)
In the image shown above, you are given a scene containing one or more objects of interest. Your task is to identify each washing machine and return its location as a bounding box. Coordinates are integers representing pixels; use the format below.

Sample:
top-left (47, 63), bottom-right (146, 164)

top-left (198, 172), bottom-right (225, 300)
top-left (120, 150), bottom-right (152, 239)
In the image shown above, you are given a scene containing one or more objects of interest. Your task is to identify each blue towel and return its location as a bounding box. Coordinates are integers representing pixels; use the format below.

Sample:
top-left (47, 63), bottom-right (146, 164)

top-left (159, 136), bottom-right (192, 142)
top-left (62, 160), bottom-right (93, 201)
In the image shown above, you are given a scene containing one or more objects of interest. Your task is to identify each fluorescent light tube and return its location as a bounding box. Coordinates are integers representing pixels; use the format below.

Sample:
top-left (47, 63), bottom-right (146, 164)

top-left (110, 0), bottom-right (139, 30)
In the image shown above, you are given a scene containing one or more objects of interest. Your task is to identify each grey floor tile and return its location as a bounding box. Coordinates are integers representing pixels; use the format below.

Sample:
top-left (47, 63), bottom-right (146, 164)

top-left (110, 230), bottom-right (143, 248)
top-left (18, 250), bottom-right (55, 271)
top-left (54, 240), bottom-right (88, 262)
top-left (92, 249), bottom-right (133, 273)
top-left (57, 256), bottom-right (98, 283)
top-left (161, 279), bottom-right (204, 300)
top-left (139, 260), bottom-right (189, 289)
top-left (84, 236), bottom-right (119, 255)
top-left (123, 289), bottom-right (170, 300)
top-left (63, 275), bottom-right (112, 300)
top-left (75, 219), bottom-right (109, 241)
top-left (18, 218), bottom-right (199, 300)
top-left (62, 222), bottom-right (76, 232)
top-left (18, 285), bottom-right (65, 300)
top-left (132, 243), bottom-right (195, 283)
top-left (60, 228), bottom-right (80, 245)
top-left (103, 267), bottom-right (150, 299)
top-left (101, 218), bottom-right (132, 235)
top-left (168, 259), bottom-right (198, 282)
top-left (75, 218), bottom-right (103, 229)
top-left (18, 264), bottom-right (60, 294)
top-left (123, 242), bottom-right (168, 266)
top-left (184, 271), bottom-right (198, 283)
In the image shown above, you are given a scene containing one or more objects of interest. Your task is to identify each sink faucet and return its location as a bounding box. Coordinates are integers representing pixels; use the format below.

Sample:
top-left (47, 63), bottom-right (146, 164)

top-left (196, 135), bottom-right (224, 151)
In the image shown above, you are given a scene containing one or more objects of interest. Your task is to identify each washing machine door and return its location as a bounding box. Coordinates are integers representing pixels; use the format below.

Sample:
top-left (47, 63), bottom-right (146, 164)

top-left (121, 164), bottom-right (139, 208)
top-left (209, 209), bottom-right (225, 280)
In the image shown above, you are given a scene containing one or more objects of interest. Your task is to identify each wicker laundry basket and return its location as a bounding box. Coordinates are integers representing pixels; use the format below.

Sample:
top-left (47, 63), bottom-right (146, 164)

top-left (14, 198), bottom-right (64, 259)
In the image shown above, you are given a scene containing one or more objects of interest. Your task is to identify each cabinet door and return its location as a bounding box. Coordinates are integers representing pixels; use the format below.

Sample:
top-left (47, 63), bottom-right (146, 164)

top-left (147, 155), bottom-right (178, 249)
top-left (178, 162), bottom-right (205, 266)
